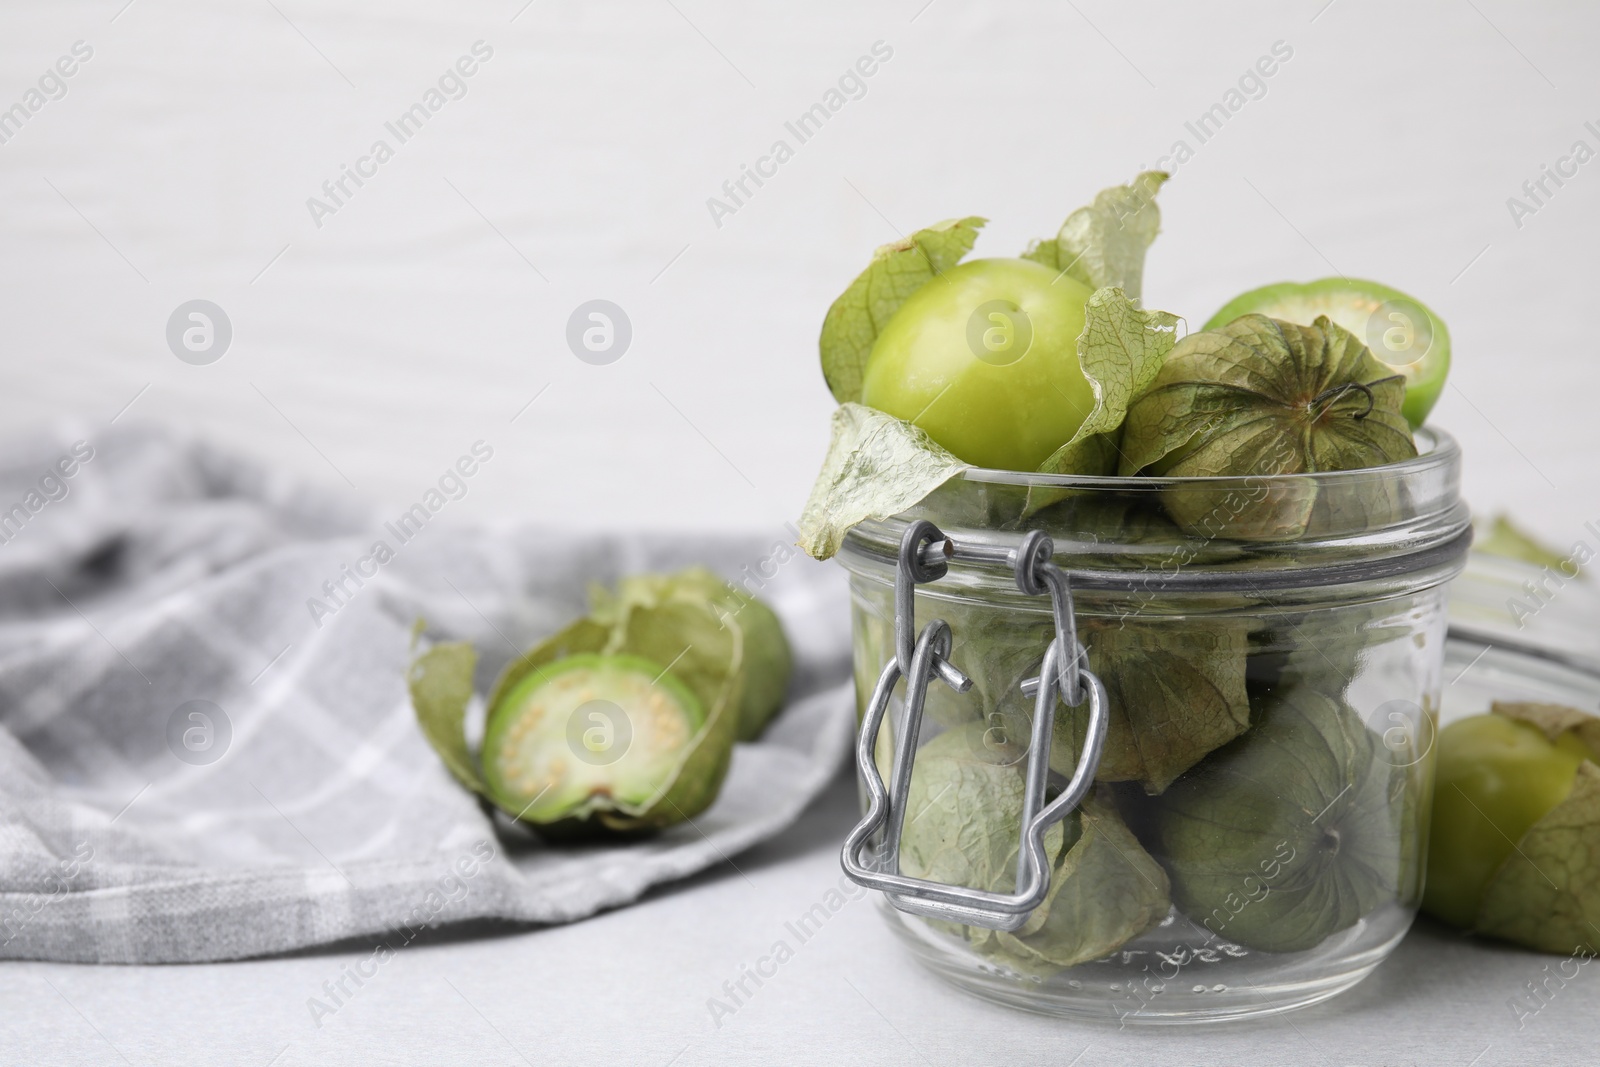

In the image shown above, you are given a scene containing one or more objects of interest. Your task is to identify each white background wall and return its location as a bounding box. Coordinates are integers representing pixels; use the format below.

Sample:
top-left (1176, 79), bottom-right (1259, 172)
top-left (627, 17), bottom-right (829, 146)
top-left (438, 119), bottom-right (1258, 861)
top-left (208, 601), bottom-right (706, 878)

top-left (1, 0), bottom-right (1594, 541)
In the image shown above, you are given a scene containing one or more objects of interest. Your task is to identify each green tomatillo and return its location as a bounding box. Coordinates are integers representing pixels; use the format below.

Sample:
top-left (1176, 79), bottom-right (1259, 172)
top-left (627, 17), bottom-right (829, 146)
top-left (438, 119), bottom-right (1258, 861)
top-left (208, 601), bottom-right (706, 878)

top-left (859, 257), bottom-right (1097, 471)
top-left (1149, 684), bottom-right (1405, 953)
top-left (1423, 702), bottom-right (1600, 952)
top-left (1119, 313), bottom-right (1417, 540)
top-left (813, 172), bottom-right (1170, 478)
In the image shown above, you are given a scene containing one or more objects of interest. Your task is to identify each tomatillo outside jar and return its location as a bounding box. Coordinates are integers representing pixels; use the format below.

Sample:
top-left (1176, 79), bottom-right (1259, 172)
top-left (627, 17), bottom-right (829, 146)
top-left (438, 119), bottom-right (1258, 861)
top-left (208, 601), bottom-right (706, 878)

top-left (836, 428), bottom-right (1470, 1023)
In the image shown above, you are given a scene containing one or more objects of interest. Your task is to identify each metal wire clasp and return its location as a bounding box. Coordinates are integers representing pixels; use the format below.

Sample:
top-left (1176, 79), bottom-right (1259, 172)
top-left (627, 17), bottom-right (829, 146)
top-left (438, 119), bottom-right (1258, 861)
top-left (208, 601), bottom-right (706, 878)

top-left (840, 522), bottom-right (1109, 931)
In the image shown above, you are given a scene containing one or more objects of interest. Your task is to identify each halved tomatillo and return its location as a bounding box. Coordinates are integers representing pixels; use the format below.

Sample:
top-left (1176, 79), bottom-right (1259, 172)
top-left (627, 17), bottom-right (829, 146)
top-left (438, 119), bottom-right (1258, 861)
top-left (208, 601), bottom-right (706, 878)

top-left (482, 653), bottom-right (705, 823)
top-left (407, 571), bottom-right (749, 836)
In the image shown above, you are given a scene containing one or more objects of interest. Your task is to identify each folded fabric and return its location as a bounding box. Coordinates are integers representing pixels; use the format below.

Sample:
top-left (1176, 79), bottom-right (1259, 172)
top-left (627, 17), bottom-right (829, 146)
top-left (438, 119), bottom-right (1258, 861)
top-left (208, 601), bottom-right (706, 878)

top-left (0, 425), bottom-right (853, 963)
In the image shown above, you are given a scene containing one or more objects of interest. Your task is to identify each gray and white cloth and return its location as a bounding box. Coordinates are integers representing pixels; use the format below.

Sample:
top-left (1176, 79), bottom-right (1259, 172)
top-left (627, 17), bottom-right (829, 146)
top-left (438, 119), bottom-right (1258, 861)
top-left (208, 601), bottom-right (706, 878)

top-left (0, 425), bottom-right (855, 964)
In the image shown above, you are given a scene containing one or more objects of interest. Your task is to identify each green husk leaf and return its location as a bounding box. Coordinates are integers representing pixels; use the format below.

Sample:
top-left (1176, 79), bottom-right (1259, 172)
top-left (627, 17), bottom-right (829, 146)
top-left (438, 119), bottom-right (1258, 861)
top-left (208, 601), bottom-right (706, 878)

top-left (898, 724), bottom-right (1063, 945)
top-left (900, 592), bottom-right (1252, 796)
top-left (1022, 172), bottom-right (1168, 300)
top-left (909, 597), bottom-right (1050, 742)
top-left (1247, 600), bottom-right (1412, 703)
top-left (1028, 288), bottom-right (1181, 513)
top-left (1476, 513), bottom-right (1584, 577)
top-left (1039, 434), bottom-right (1122, 482)
top-left (1053, 617), bottom-right (1254, 794)
top-left (797, 402), bottom-right (969, 560)
top-left (990, 790), bottom-right (1171, 972)
top-left (1020, 492), bottom-right (1199, 561)
top-left (590, 567), bottom-right (793, 741)
top-left (1493, 701), bottom-right (1600, 756)
top-left (713, 589), bottom-right (791, 741)
top-left (898, 727), bottom-right (1170, 970)
top-left (849, 591), bottom-right (895, 724)
top-left (899, 724), bottom-right (1045, 899)
top-left (407, 640), bottom-right (487, 795)
top-left (605, 597), bottom-right (745, 826)
top-left (1476, 761), bottom-right (1600, 955)
top-left (1302, 464), bottom-right (1410, 541)
top-left (1151, 686), bottom-right (1404, 952)
top-left (1039, 288), bottom-right (1182, 476)
top-left (484, 617), bottom-right (613, 717)
top-left (1120, 314), bottom-right (1417, 540)
top-left (820, 217), bottom-right (986, 404)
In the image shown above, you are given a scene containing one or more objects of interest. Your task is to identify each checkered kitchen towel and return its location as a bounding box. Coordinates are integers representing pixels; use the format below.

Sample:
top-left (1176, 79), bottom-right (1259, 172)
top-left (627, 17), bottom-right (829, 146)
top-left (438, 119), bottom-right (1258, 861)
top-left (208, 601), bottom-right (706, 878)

top-left (0, 425), bottom-right (855, 963)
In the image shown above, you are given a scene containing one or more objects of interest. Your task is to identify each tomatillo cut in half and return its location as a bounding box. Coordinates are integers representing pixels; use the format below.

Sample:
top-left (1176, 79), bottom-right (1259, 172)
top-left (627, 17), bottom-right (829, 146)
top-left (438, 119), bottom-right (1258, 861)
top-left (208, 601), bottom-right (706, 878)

top-left (406, 567), bottom-right (751, 836)
top-left (482, 653), bottom-right (704, 824)
top-left (1204, 278), bottom-right (1450, 429)
top-left (860, 257), bottom-right (1096, 472)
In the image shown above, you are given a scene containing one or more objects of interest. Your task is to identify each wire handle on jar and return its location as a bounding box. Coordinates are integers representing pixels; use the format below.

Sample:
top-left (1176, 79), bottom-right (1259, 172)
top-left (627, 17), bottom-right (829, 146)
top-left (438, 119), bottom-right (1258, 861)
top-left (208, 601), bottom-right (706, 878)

top-left (840, 523), bottom-right (1109, 932)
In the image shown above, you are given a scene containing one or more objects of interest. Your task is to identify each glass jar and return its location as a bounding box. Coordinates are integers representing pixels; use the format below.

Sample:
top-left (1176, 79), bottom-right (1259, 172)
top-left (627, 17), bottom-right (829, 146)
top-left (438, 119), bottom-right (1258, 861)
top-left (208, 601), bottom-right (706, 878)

top-left (837, 428), bottom-right (1470, 1023)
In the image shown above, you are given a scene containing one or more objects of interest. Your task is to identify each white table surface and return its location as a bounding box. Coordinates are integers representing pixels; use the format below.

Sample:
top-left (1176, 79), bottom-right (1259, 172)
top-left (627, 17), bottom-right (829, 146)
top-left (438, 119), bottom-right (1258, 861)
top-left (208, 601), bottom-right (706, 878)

top-left (5, 0), bottom-right (1600, 1062)
top-left (4, 770), bottom-right (1592, 1067)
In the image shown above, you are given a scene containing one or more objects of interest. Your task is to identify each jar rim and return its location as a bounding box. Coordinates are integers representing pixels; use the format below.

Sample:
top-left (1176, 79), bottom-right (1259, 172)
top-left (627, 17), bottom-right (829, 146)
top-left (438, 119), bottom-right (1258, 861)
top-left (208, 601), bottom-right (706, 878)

top-left (838, 426), bottom-right (1470, 597)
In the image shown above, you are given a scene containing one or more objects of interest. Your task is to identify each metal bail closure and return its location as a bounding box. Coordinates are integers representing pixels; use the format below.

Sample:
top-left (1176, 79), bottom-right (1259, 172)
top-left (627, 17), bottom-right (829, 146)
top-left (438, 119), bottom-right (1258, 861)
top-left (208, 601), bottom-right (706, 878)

top-left (840, 526), bottom-right (1110, 932)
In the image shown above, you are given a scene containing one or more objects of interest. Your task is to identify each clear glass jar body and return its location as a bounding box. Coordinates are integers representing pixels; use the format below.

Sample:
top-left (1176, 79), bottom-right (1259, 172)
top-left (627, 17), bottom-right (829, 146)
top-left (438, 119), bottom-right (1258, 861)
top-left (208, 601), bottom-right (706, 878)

top-left (837, 430), bottom-right (1469, 1024)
